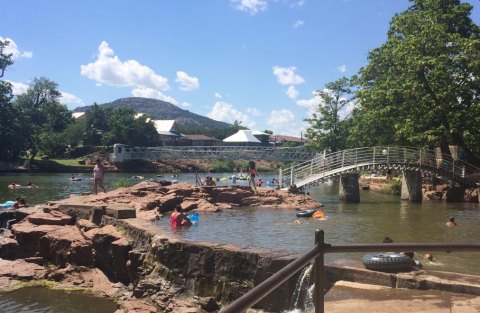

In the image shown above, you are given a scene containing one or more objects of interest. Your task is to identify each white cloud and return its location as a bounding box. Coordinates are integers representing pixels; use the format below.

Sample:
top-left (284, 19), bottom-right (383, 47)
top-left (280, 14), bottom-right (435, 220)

top-left (181, 102), bottom-right (192, 107)
top-left (268, 109), bottom-right (294, 125)
top-left (286, 85), bottom-right (299, 99)
top-left (296, 91), bottom-right (322, 114)
top-left (80, 41), bottom-right (169, 91)
top-left (246, 107), bottom-right (261, 116)
top-left (214, 92), bottom-right (222, 99)
top-left (267, 109), bottom-right (304, 136)
top-left (273, 66), bottom-right (305, 85)
top-left (175, 71), bottom-right (199, 91)
top-left (293, 20), bottom-right (304, 28)
top-left (297, 89), bottom-right (355, 118)
top-left (0, 37), bottom-right (32, 59)
top-left (132, 87), bottom-right (178, 105)
top-left (8, 81), bottom-right (29, 95)
top-left (60, 91), bottom-right (84, 107)
top-left (291, 0), bottom-right (305, 7)
top-left (338, 64), bottom-right (347, 73)
top-left (232, 0), bottom-right (267, 15)
top-left (207, 101), bottom-right (255, 129)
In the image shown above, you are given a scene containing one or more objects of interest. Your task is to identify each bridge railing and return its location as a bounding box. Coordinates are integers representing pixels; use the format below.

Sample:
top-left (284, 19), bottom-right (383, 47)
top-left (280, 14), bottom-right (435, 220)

top-left (113, 145), bottom-right (317, 162)
top-left (281, 146), bottom-right (480, 188)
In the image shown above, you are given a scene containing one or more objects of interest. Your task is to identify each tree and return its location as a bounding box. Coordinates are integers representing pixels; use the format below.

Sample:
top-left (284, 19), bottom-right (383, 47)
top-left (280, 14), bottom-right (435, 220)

top-left (0, 39), bottom-right (24, 161)
top-left (102, 107), bottom-right (160, 146)
top-left (353, 0), bottom-right (480, 163)
top-left (84, 103), bottom-right (109, 146)
top-left (13, 77), bottom-right (71, 161)
top-left (304, 77), bottom-right (355, 152)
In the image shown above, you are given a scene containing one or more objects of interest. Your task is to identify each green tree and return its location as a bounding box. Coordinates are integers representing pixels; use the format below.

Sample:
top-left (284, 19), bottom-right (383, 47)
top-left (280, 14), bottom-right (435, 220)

top-left (353, 0), bottom-right (480, 162)
top-left (102, 107), bottom-right (160, 146)
top-left (13, 77), bottom-right (72, 161)
top-left (304, 77), bottom-right (355, 152)
top-left (0, 39), bottom-right (23, 161)
top-left (84, 103), bottom-right (109, 146)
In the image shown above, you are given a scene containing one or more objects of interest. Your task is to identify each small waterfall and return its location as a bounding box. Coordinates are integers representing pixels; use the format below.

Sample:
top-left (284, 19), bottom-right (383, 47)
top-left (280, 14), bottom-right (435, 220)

top-left (285, 263), bottom-right (314, 313)
top-left (6, 219), bottom-right (16, 229)
top-left (0, 219), bottom-right (16, 239)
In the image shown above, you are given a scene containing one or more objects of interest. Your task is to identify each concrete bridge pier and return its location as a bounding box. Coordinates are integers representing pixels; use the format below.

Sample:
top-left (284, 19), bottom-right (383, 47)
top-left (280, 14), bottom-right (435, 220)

top-left (401, 170), bottom-right (423, 202)
top-left (339, 173), bottom-right (360, 203)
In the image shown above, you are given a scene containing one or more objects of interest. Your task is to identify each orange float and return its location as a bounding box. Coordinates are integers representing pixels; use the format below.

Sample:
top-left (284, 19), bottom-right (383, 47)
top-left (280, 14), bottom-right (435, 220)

top-left (312, 210), bottom-right (325, 219)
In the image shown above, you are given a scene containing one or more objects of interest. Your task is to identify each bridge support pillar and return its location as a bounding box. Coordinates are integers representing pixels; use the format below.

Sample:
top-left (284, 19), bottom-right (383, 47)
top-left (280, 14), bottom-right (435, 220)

top-left (339, 173), bottom-right (360, 203)
top-left (401, 170), bottom-right (422, 202)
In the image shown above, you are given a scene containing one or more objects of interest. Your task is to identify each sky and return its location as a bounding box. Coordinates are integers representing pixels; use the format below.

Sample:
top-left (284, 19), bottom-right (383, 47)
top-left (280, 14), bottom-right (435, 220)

top-left (1, 0), bottom-right (479, 137)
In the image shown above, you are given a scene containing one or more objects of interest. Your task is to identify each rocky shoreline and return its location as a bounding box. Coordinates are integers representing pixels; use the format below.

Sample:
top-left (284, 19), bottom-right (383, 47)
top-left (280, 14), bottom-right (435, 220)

top-left (0, 182), bottom-right (322, 312)
top-left (2, 181), bottom-right (480, 312)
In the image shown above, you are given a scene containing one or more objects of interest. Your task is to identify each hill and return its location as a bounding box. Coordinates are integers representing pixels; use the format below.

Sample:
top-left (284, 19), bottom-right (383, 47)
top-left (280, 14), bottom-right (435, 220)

top-left (73, 97), bottom-right (232, 135)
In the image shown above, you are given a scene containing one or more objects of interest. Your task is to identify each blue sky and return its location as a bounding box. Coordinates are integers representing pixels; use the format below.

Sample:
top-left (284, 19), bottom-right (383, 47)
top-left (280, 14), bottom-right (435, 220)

top-left (2, 0), bottom-right (479, 136)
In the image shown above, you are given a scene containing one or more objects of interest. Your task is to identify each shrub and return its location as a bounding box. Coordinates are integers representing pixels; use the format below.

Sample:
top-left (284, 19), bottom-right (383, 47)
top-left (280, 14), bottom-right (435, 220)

top-left (383, 177), bottom-right (401, 195)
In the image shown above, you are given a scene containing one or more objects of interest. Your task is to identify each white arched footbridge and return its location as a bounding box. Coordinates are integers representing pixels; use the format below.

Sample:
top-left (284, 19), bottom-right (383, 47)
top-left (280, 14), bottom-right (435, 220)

top-left (280, 146), bottom-right (480, 190)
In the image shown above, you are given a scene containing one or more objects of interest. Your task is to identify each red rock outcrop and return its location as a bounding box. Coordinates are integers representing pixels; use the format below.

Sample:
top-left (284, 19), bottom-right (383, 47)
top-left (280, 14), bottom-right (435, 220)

top-left (51, 181), bottom-right (322, 222)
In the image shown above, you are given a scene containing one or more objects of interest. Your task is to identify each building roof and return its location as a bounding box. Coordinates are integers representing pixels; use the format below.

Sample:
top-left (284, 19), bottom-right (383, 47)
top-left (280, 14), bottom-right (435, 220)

top-left (223, 130), bottom-right (261, 143)
top-left (252, 130), bottom-right (268, 136)
top-left (72, 112), bottom-right (85, 119)
top-left (183, 134), bottom-right (220, 141)
top-left (152, 120), bottom-right (181, 136)
top-left (270, 134), bottom-right (307, 143)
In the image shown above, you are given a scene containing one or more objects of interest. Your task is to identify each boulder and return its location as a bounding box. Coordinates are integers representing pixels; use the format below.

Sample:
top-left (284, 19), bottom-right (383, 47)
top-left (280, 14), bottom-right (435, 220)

top-left (11, 221), bottom-right (64, 257)
top-left (0, 259), bottom-right (47, 280)
top-left (27, 210), bottom-right (74, 226)
top-left (38, 225), bottom-right (93, 266)
top-left (0, 237), bottom-right (19, 259)
top-left (87, 225), bottom-right (131, 283)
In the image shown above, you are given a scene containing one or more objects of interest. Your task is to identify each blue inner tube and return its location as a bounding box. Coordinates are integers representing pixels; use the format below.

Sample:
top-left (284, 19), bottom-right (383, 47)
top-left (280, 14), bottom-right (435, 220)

top-left (296, 209), bottom-right (317, 217)
top-left (362, 253), bottom-right (414, 272)
top-left (0, 201), bottom-right (15, 208)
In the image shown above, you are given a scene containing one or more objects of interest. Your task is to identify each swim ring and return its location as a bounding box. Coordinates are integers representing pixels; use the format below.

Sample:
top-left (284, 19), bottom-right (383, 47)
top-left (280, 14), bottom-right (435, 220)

top-left (0, 201), bottom-right (15, 208)
top-left (312, 210), bottom-right (325, 219)
top-left (362, 253), bottom-right (414, 272)
top-left (296, 209), bottom-right (317, 217)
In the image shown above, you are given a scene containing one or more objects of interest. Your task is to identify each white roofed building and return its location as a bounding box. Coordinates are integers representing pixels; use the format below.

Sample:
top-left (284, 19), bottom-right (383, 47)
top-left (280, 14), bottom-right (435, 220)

top-left (251, 130), bottom-right (270, 145)
top-left (223, 130), bottom-right (262, 146)
top-left (72, 112), bottom-right (85, 119)
top-left (152, 120), bottom-right (182, 145)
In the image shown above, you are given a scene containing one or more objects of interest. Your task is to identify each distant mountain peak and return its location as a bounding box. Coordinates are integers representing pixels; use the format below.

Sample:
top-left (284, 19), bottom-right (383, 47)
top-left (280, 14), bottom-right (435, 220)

top-left (73, 97), bottom-right (231, 134)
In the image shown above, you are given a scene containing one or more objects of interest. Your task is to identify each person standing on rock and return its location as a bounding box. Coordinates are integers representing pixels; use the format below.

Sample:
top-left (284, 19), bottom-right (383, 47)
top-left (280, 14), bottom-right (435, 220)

top-left (93, 158), bottom-right (106, 194)
top-left (248, 160), bottom-right (257, 193)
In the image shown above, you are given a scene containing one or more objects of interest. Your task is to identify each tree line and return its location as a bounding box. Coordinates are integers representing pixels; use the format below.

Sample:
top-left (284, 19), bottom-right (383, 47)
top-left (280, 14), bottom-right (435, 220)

top-left (1, 0), bottom-right (479, 165)
top-left (0, 52), bottom-right (162, 162)
top-left (304, 0), bottom-right (480, 165)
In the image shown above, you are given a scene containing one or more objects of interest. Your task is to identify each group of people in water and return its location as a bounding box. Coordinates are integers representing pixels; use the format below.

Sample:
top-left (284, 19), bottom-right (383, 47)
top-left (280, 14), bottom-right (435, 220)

top-left (8, 182), bottom-right (37, 189)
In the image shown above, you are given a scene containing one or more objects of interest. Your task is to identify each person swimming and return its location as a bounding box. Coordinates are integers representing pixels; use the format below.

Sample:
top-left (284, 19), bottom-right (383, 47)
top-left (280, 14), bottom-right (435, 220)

top-left (446, 216), bottom-right (457, 227)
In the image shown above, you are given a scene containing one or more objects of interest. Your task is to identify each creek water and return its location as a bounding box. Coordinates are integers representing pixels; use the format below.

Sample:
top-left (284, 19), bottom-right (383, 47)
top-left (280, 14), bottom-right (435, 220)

top-left (0, 172), bottom-right (480, 310)
top-left (0, 287), bottom-right (118, 312)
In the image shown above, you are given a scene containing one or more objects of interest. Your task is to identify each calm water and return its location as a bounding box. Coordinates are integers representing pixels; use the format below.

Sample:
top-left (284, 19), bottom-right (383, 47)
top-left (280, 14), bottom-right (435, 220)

top-left (0, 287), bottom-right (118, 312)
top-left (1, 172), bottom-right (480, 276)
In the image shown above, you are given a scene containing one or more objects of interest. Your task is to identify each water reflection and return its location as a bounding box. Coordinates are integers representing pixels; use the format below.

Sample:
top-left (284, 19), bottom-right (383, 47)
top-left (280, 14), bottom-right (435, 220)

top-left (0, 287), bottom-right (117, 313)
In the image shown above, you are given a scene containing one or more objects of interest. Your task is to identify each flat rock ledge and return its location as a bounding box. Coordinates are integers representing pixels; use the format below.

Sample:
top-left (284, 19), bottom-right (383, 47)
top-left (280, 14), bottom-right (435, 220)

top-left (50, 181), bottom-right (323, 221)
